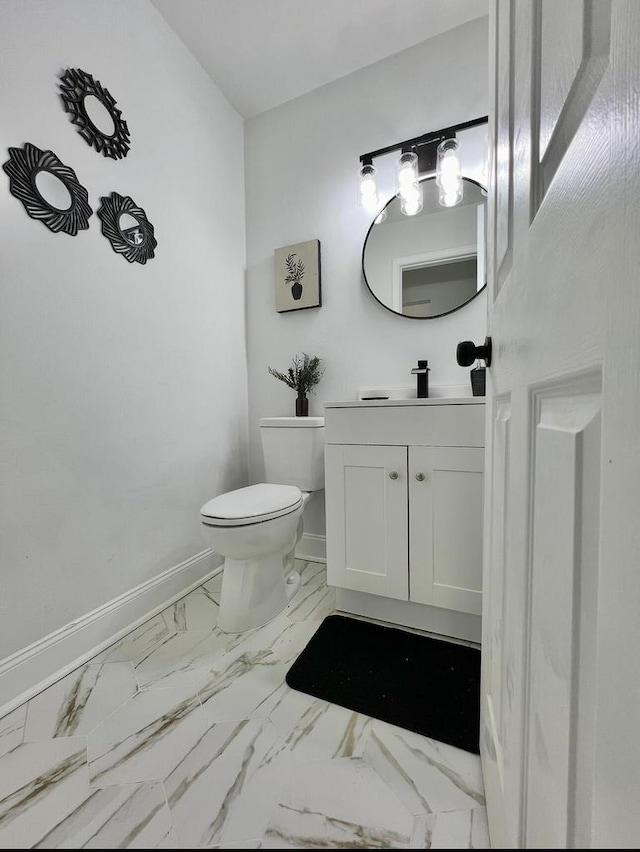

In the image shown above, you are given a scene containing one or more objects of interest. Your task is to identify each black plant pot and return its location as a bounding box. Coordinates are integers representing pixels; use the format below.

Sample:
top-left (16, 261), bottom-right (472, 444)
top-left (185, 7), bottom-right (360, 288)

top-left (291, 282), bottom-right (303, 300)
top-left (296, 393), bottom-right (309, 417)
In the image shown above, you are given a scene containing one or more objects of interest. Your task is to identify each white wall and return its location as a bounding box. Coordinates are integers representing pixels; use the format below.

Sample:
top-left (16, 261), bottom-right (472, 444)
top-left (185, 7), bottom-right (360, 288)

top-left (245, 17), bottom-right (488, 536)
top-left (0, 0), bottom-right (248, 659)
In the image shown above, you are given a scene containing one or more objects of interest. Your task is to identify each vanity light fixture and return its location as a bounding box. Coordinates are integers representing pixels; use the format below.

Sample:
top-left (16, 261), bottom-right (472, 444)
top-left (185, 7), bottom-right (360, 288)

top-left (358, 115), bottom-right (488, 215)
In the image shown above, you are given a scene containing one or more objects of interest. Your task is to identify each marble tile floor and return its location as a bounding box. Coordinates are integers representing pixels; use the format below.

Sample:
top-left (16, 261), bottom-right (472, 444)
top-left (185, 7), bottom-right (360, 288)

top-left (0, 560), bottom-right (489, 849)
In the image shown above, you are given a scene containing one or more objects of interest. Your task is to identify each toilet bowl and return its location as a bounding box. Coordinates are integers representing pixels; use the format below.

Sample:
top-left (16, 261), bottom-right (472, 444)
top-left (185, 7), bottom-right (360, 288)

top-left (200, 416), bottom-right (324, 633)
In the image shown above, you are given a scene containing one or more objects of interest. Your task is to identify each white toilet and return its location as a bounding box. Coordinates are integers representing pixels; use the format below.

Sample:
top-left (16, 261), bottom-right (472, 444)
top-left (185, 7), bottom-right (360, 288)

top-left (200, 416), bottom-right (325, 633)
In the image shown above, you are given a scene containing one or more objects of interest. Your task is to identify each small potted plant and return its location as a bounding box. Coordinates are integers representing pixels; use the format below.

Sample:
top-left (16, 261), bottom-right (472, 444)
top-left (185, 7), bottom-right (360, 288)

top-left (268, 352), bottom-right (325, 416)
top-left (284, 252), bottom-right (305, 300)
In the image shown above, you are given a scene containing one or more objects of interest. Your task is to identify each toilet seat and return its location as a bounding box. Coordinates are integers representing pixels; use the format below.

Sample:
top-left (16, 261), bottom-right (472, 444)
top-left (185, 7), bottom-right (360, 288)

top-left (200, 483), bottom-right (302, 527)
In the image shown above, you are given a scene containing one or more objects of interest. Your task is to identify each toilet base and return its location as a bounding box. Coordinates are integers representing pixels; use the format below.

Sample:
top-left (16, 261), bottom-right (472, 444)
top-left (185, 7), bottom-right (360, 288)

top-left (217, 551), bottom-right (301, 633)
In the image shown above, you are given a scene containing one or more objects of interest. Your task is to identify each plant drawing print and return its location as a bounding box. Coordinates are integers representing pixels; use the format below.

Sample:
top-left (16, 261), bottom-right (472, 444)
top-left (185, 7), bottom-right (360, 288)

top-left (284, 252), bottom-right (305, 300)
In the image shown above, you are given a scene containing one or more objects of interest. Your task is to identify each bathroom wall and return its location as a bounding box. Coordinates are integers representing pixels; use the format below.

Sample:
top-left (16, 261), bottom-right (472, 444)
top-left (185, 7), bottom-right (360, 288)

top-left (0, 0), bottom-right (248, 660)
top-left (245, 17), bottom-right (489, 539)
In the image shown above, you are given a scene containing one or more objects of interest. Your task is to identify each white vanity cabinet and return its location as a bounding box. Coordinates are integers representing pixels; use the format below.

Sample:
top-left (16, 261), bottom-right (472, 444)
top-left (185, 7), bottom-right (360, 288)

top-left (324, 399), bottom-right (485, 620)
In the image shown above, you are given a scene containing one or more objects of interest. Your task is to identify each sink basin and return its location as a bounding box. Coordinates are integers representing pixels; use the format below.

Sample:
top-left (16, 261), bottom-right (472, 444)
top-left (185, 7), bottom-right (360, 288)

top-left (357, 384), bottom-right (472, 401)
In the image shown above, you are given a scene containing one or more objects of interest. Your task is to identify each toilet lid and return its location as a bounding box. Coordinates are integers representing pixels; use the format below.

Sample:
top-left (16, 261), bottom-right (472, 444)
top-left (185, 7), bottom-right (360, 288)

top-left (200, 483), bottom-right (302, 526)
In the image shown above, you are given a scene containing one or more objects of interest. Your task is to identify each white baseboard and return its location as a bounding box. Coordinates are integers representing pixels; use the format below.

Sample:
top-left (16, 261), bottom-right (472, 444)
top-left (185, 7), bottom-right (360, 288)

top-left (296, 533), bottom-right (326, 564)
top-left (0, 549), bottom-right (222, 718)
top-left (335, 588), bottom-right (481, 644)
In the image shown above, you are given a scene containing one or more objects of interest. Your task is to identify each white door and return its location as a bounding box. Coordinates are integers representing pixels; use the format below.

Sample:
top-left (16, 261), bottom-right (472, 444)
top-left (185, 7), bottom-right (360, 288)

top-left (324, 444), bottom-right (408, 599)
top-left (409, 446), bottom-right (484, 615)
top-left (482, 1), bottom-right (640, 847)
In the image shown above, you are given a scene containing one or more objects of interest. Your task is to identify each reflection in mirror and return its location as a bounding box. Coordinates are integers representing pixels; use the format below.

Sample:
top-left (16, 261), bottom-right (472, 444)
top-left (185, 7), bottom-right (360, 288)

top-left (34, 170), bottom-right (73, 211)
top-left (118, 212), bottom-right (143, 246)
top-left (84, 94), bottom-right (116, 136)
top-left (362, 176), bottom-right (487, 319)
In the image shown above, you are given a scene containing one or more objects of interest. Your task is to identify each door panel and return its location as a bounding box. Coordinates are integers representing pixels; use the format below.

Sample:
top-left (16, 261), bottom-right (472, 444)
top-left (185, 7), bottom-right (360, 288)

top-left (484, 0), bottom-right (640, 847)
top-left (494, 0), bottom-right (514, 290)
top-left (532, 0), bottom-right (611, 213)
top-left (526, 375), bottom-right (601, 848)
top-left (409, 446), bottom-right (484, 614)
top-left (325, 444), bottom-right (408, 600)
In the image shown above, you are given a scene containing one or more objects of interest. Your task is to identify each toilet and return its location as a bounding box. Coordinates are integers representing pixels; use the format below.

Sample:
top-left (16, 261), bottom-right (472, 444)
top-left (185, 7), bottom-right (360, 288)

top-left (200, 416), bottom-right (325, 633)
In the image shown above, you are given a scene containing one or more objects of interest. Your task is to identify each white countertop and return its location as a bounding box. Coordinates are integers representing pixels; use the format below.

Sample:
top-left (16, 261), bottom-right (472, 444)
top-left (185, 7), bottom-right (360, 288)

top-left (324, 397), bottom-right (485, 409)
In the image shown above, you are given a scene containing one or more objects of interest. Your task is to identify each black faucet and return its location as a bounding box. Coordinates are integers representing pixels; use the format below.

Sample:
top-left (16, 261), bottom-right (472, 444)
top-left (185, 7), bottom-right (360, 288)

top-left (411, 360), bottom-right (430, 398)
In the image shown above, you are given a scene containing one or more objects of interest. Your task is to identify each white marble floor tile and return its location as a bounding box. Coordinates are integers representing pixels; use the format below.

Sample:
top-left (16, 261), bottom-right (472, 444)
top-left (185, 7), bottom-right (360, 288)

top-left (92, 614), bottom-right (174, 665)
top-left (0, 737), bottom-right (88, 848)
top-left (283, 562), bottom-right (336, 622)
top-left (261, 757), bottom-right (415, 848)
top-left (270, 619), bottom-right (320, 665)
top-left (0, 704), bottom-right (26, 758)
top-left (266, 685), bottom-right (372, 762)
top-left (197, 648), bottom-right (288, 723)
top-left (87, 685), bottom-right (209, 787)
top-left (216, 611), bottom-right (293, 659)
top-left (134, 629), bottom-right (226, 691)
top-left (363, 720), bottom-right (485, 815)
top-left (33, 780), bottom-right (176, 849)
top-left (161, 586), bottom-right (220, 633)
top-left (24, 662), bottom-right (138, 741)
top-left (166, 717), bottom-right (293, 848)
top-left (412, 807), bottom-right (490, 849)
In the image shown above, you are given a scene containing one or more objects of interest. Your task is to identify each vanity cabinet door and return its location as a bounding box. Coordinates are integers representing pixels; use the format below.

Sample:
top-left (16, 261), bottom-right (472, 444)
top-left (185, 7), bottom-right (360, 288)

top-left (409, 446), bottom-right (484, 615)
top-left (325, 444), bottom-right (408, 600)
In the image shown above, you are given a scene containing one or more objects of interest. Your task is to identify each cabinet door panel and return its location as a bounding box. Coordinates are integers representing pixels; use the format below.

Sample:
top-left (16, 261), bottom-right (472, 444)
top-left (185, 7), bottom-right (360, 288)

top-left (409, 446), bottom-right (484, 614)
top-left (325, 444), bottom-right (408, 600)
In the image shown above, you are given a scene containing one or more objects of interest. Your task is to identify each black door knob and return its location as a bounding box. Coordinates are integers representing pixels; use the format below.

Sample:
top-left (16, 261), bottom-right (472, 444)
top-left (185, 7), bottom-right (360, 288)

top-left (457, 336), bottom-right (492, 368)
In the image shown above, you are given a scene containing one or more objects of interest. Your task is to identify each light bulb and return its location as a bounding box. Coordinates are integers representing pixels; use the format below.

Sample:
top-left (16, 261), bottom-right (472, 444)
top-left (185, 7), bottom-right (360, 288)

top-left (396, 151), bottom-right (418, 197)
top-left (358, 163), bottom-right (379, 212)
top-left (436, 138), bottom-right (463, 207)
top-left (402, 197), bottom-right (423, 216)
top-left (439, 186), bottom-right (463, 207)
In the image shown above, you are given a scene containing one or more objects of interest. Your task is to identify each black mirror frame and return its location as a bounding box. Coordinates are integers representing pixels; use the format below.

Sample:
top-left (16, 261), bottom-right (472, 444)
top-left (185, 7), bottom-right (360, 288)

top-left (362, 175), bottom-right (487, 320)
top-left (59, 68), bottom-right (131, 160)
top-left (97, 192), bottom-right (157, 264)
top-left (2, 142), bottom-right (93, 236)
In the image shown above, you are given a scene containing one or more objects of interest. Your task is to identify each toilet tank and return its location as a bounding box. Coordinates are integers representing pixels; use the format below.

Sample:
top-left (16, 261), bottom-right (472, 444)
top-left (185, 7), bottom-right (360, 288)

top-left (260, 416), bottom-right (325, 491)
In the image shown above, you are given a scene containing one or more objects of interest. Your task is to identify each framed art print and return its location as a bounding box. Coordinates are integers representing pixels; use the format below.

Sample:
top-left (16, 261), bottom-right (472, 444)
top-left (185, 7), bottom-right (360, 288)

top-left (275, 239), bottom-right (321, 313)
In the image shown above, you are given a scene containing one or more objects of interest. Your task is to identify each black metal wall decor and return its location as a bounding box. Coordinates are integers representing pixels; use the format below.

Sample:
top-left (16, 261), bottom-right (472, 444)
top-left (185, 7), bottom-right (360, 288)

top-left (59, 68), bottom-right (130, 159)
top-left (97, 192), bottom-right (157, 264)
top-left (2, 143), bottom-right (93, 236)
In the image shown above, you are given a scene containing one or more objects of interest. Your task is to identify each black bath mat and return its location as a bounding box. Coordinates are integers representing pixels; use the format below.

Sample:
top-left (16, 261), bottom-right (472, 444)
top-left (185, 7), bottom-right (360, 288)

top-left (286, 614), bottom-right (481, 754)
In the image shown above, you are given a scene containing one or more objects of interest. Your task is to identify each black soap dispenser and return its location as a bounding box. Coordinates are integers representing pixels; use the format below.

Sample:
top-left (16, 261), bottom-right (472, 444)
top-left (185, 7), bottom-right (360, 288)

top-left (411, 359), bottom-right (430, 398)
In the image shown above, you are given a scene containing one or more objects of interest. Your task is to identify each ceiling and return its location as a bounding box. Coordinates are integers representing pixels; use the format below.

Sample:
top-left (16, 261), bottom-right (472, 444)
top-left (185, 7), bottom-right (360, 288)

top-left (150, 0), bottom-right (488, 119)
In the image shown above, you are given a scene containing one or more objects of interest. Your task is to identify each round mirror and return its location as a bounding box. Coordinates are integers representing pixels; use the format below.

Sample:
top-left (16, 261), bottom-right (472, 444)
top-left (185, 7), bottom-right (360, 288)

top-left (362, 176), bottom-right (487, 319)
top-left (118, 212), bottom-right (144, 246)
top-left (34, 169), bottom-right (73, 211)
top-left (84, 94), bottom-right (116, 137)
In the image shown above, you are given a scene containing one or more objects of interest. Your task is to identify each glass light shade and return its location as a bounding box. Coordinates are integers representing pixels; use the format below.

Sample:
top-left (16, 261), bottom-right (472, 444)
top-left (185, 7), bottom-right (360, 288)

top-left (396, 151), bottom-right (419, 196)
top-left (436, 138), bottom-right (463, 207)
top-left (400, 187), bottom-right (423, 216)
top-left (438, 186), bottom-right (463, 207)
top-left (358, 163), bottom-right (379, 212)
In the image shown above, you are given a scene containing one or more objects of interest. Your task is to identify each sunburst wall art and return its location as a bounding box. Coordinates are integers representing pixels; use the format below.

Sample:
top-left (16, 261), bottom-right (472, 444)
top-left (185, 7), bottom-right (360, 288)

top-left (59, 68), bottom-right (130, 159)
top-left (3, 142), bottom-right (93, 236)
top-left (97, 192), bottom-right (157, 264)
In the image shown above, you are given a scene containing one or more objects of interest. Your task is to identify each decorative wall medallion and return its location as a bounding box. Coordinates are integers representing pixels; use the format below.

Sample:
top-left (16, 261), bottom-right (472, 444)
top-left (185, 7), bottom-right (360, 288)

top-left (97, 192), bottom-right (157, 264)
top-left (59, 68), bottom-right (130, 159)
top-left (2, 143), bottom-right (92, 235)
top-left (274, 239), bottom-right (321, 312)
